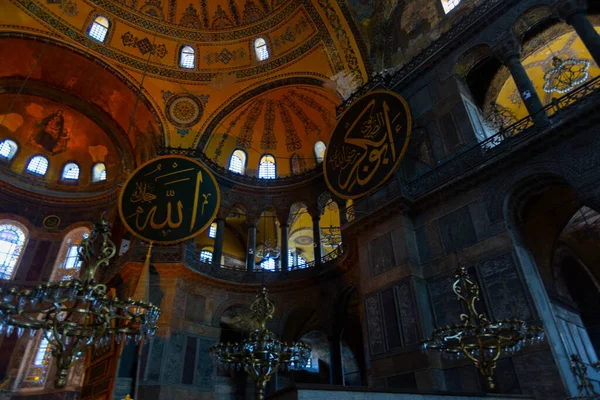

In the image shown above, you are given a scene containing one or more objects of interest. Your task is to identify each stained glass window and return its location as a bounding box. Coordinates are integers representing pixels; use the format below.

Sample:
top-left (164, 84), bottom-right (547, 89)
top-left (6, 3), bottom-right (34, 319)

top-left (0, 223), bottom-right (26, 280)
top-left (180, 45), bottom-right (195, 69)
top-left (0, 139), bottom-right (18, 160)
top-left (26, 156), bottom-right (49, 176)
top-left (92, 163), bottom-right (107, 182)
top-left (441, 0), bottom-right (461, 13)
top-left (229, 149), bottom-right (246, 174)
top-left (61, 163), bottom-right (80, 180)
top-left (254, 38), bottom-right (269, 61)
top-left (200, 250), bottom-right (213, 263)
top-left (258, 155), bottom-right (276, 179)
top-left (88, 15), bottom-right (110, 42)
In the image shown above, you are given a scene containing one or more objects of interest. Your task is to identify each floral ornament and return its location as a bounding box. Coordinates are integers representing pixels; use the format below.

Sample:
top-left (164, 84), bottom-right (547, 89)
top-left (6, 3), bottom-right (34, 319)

top-left (543, 57), bottom-right (590, 94)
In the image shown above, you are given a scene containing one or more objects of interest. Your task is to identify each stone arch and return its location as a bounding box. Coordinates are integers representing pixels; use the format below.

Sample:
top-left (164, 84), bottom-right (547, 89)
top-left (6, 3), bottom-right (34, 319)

top-left (211, 298), bottom-right (253, 327)
top-left (454, 43), bottom-right (494, 80)
top-left (279, 303), bottom-right (318, 342)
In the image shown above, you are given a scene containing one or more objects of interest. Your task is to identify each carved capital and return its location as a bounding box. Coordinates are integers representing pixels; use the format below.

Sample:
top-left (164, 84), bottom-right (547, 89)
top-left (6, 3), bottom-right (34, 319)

top-left (553, 0), bottom-right (587, 23)
top-left (492, 34), bottom-right (522, 64)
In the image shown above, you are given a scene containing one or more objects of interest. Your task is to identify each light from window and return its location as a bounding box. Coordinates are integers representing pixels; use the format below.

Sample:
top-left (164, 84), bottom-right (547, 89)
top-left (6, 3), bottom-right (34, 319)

top-left (27, 156), bottom-right (49, 176)
top-left (229, 149), bottom-right (246, 174)
top-left (298, 254), bottom-right (306, 269)
top-left (314, 141), bottom-right (326, 163)
top-left (62, 163), bottom-right (80, 180)
top-left (33, 337), bottom-right (51, 367)
top-left (258, 155), bottom-right (276, 179)
top-left (260, 257), bottom-right (276, 271)
top-left (209, 222), bottom-right (217, 238)
top-left (180, 45), bottom-right (196, 69)
top-left (441, 0), bottom-right (461, 13)
top-left (62, 245), bottom-right (82, 270)
top-left (88, 15), bottom-right (110, 42)
top-left (254, 38), bottom-right (269, 61)
top-left (92, 163), bottom-right (107, 182)
top-left (0, 139), bottom-right (18, 160)
top-left (200, 250), bottom-right (213, 263)
top-left (0, 223), bottom-right (26, 280)
top-left (288, 250), bottom-right (294, 268)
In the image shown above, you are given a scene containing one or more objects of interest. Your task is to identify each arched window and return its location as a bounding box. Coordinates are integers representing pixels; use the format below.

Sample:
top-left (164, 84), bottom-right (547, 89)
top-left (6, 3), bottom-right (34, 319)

top-left (26, 155), bottom-right (49, 176)
top-left (229, 149), bottom-right (246, 174)
top-left (258, 154), bottom-right (276, 179)
top-left (0, 139), bottom-right (18, 160)
top-left (88, 15), bottom-right (110, 42)
top-left (200, 250), bottom-right (213, 263)
top-left (0, 222), bottom-right (27, 280)
top-left (290, 153), bottom-right (304, 175)
top-left (180, 45), bottom-right (196, 69)
top-left (314, 141), bottom-right (326, 163)
top-left (254, 38), bottom-right (269, 61)
top-left (61, 163), bottom-right (80, 181)
top-left (260, 257), bottom-right (275, 271)
top-left (92, 163), bottom-right (107, 182)
top-left (208, 222), bottom-right (217, 238)
top-left (51, 227), bottom-right (90, 282)
top-left (441, 0), bottom-right (461, 13)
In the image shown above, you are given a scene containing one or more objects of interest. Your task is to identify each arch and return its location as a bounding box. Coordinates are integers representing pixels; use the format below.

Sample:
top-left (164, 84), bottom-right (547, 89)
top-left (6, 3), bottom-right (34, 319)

top-left (200, 249), bottom-right (213, 263)
top-left (314, 141), bottom-right (326, 163)
top-left (26, 155), bottom-right (49, 176)
top-left (211, 299), bottom-right (253, 327)
top-left (0, 139), bottom-right (18, 160)
top-left (208, 222), bottom-right (217, 238)
top-left (512, 5), bottom-right (556, 40)
top-left (228, 149), bottom-right (246, 174)
top-left (290, 153), bottom-right (305, 175)
top-left (254, 37), bottom-right (270, 61)
top-left (258, 154), bottom-right (276, 179)
top-left (61, 162), bottom-right (80, 181)
top-left (50, 226), bottom-right (91, 281)
top-left (179, 45), bottom-right (196, 69)
top-left (0, 220), bottom-right (28, 280)
top-left (88, 15), bottom-right (110, 43)
top-left (92, 162), bottom-right (107, 182)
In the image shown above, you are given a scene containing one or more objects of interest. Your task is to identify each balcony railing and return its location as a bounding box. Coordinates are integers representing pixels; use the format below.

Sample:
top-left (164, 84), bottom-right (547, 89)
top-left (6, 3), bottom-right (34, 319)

top-left (342, 75), bottom-right (600, 227)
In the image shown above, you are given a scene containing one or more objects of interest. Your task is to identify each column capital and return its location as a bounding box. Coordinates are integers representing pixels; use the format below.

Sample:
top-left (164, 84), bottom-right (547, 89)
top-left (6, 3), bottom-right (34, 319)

top-left (492, 34), bottom-right (521, 64)
top-left (553, 0), bottom-right (587, 23)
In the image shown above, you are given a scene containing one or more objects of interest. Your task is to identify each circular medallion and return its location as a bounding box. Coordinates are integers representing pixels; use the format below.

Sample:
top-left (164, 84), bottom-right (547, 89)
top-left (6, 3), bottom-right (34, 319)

top-left (324, 90), bottom-right (412, 200)
top-left (118, 156), bottom-right (220, 244)
top-left (166, 95), bottom-right (204, 128)
top-left (42, 215), bottom-right (61, 229)
top-left (294, 236), bottom-right (313, 246)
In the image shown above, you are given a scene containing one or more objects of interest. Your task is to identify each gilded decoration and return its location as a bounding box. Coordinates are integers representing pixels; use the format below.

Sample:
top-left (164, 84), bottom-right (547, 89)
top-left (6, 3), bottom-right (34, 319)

top-left (121, 31), bottom-right (168, 58)
top-left (166, 94), bottom-right (204, 129)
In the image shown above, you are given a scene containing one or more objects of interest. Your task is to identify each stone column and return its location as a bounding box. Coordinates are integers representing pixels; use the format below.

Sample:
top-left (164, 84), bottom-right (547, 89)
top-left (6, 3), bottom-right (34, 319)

top-left (280, 223), bottom-right (289, 272)
top-left (555, 0), bottom-right (600, 67)
top-left (329, 335), bottom-right (344, 385)
top-left (246, 222), bottom-right (257, 272)
top-left (213, 217), bottom-right (225, 266)
top-left (493, 35), bottom-right (549, 126)
top-left (509, 229), bottom-right (579, 396)
top-left (312, 215), bottom-right (322, 267)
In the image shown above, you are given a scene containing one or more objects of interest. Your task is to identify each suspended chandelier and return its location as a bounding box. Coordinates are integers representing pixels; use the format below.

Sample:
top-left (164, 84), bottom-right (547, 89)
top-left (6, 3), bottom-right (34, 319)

top-left (210, 287), bottom-right (311, 400)
top-left (543, 56), bottom-right (590, 94)
top-left (422, 266), bottom-right (544, 389)
top-left (256, 213), bottom-right (281, 261)
top-left (0, 220), bottom-right (160, 388)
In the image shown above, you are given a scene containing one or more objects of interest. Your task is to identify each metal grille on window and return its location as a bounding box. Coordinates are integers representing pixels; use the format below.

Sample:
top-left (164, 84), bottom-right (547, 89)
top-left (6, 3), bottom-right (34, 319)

top-left (200, 250), bottom-right (213, 263)
top-left (92, 163), bottom-right (107, 182)
top-left (254, 38), bottom-right (269, 61)
top-left (260, 257), bottom-right (275, 271)
top-left (180, 46), bottom-right (196, 69)
top-left (0, 223), bottom-right (26, 280)
top-left (62, 163), bottom-right (80, 180)
top-left (0, 140), bottom-right (17, 160)
top-left (27, 156), bottom-right (49, 176)
top-left (258, 155), bottom-right (276, 179)
top-left (229, 150), bottom-right (246, 174)
top-left (209, 223), bottom-right (217, 238)
top-left (89, 16), bottom-right (109, 42)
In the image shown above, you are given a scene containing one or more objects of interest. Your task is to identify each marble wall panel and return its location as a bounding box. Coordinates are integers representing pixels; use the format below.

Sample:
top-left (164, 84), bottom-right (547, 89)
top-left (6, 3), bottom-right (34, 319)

top-left (162, 333), bottom-right (185, 384)
top-left (368, 232), bottom-right (396, 276)
top-left (396, 282), bottom-right (420, 346)
top-left (365, 294), bottom-right (385, 356)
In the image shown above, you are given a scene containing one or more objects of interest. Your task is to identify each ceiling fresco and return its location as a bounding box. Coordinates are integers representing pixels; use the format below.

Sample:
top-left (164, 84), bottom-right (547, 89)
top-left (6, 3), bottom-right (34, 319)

top-left (490, 27), bottom-right (600, 121)
top-left (0, 93), bottom-right (120, 184)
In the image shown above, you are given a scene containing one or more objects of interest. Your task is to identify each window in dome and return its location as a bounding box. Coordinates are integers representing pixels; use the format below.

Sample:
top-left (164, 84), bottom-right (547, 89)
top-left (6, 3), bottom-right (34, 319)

top-left (208, 222), bottom-right (217, 238)
top-left (92, 163), bottom-right (107, 182)
top-left (61, 163), bottom-right (80, 181)
top-left (260, 257), bottom-right (276, 271)
top-left (26, 155), bottom-right (49, 176)
top-left (180, 45), bottom-right (196, 69)
top-left (254, 38), bottom-right (270, 61)
top-left (0, 139), bottom-right (18, 160)
top-left (441, 0), bottom-right (461, 13)
top-left (0, 222), bottom-right (27, 280)
top-left (314, 141), bottom-right (326, 163)
top-left (88, 15), bottom-right (110, 42)
top-left (229, 149), bottom-right (246, 174)
top-left (258, 154), bottom-right (276, 179)
top-left (200, 250), bottom-right (213, 263)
